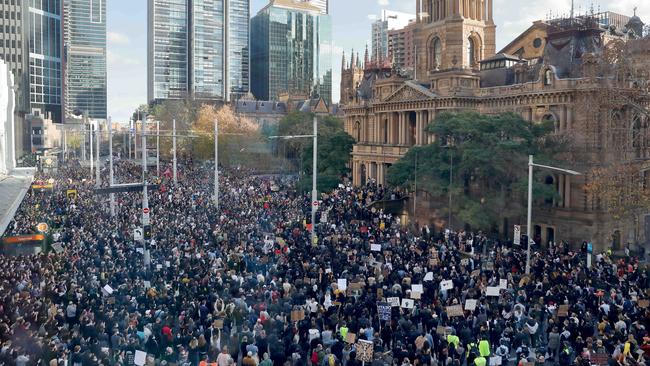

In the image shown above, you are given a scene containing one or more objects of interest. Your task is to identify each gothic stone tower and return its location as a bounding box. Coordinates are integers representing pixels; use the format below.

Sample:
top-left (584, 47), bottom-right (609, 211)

top-left (340, 50), bottom-right (365, 107)
top-left (414, 0), bottom-right (496, 80)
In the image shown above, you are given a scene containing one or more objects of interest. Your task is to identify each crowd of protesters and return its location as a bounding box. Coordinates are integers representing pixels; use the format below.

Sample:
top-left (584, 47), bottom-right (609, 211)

top-left (0, 157), bottom-right (648, 366)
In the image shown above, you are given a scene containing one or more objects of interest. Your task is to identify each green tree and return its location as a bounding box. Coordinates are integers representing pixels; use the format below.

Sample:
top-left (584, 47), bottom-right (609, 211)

top-left (386, 111), bottom-right (562, 232)
top-left (277, 112), bottom-right (354, 192)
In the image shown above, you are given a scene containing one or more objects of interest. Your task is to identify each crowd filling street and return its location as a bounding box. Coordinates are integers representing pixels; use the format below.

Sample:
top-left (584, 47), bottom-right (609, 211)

top-left (0, 158), bottom-right (648, 366)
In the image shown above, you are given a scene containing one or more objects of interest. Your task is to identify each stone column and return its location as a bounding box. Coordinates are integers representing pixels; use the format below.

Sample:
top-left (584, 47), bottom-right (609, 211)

top-left (564, 175), bottom-right (571, 208)
top-left (488, 0), bottom-right (493, 21)
top-left (566, 107), bottom-right (573, 131)
top-left (398, 113), bottom-right (404, 145)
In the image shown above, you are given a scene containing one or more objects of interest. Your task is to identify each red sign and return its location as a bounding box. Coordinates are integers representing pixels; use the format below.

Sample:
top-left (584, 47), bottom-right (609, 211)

top-left (143, 207), bottom-right (150, 214)
top-left (312, 201), bottom-right (319, 207)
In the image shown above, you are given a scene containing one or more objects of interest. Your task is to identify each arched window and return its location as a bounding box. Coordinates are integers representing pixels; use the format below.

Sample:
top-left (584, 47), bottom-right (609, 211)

top-left (544, 69), bottom-right (553, 85)
top-left (467, 37), bottom-right (476, 67)
top-left (632, 116), bottom-right (642, 148)
top-left (354, 121), bottom-right (361, 141)
top-left (611, 111), bottom-right (626, 153)
top-left (383, 119), bottom-right (389, 143)
top-left (542, 113), bottom-right (559, 132)
top-left (429, 37), bottom-right (442, 70)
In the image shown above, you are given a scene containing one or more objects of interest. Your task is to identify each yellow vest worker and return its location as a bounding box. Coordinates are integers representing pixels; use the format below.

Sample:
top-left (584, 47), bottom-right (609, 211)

top-left (340, 326), bottom-right (348, 341)
top-left (466, 343), bottom-right (476, 358)
top-left (479, 340), bottom-right (490, 357)
top-left (474, 356), bottom-right (487, 366)
top-left (447, 334), bottom-right (460, 348)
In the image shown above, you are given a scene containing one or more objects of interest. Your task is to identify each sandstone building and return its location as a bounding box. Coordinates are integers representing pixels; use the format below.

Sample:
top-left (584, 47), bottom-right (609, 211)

top-left (341, 0), bottom-right (649, 250)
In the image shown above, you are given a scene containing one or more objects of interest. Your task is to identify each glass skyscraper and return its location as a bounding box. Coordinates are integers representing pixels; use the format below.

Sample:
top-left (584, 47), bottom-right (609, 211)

top-left (251, 0), bottom-right (332, 104)
top-left (27, 0), bottom-right (63, 122)
top-left (148, 0), bottom-right (249, 103)
top-left (63, 0), bottom-right (107, 120)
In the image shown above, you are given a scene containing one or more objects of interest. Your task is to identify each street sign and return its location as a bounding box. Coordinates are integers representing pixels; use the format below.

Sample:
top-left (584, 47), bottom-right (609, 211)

top-left (143, 207), bottom-right (150, 214)
top-left (312, 201), bottom-right (319, 207)
top-left (513, 225), bottom-right (521, 245)
top-left (134, 228), bottom-right (143, 241)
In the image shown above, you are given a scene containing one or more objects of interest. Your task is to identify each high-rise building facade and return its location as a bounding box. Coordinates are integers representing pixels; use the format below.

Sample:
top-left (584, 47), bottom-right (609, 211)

top-left (27, 0), bottom-right (63, 122)
top-left (251, 0), bottom-right (332, 104)
top-left (388, 22), bottom-right (416, 73)
top-left (301, 0), bottom-right (327, 14)
top-left (371, 10), bottom-right (414, 63)
top-left (0, 0), bottom-right (29, 113)
top-left (63, 0), bottom-right (107, 120)
top-left (148, 0), bottom-right (249, 103)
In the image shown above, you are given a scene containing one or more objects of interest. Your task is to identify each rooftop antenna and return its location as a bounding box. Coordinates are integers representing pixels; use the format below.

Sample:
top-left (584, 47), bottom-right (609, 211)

top-left (570, 0), bottom-right (574, 20)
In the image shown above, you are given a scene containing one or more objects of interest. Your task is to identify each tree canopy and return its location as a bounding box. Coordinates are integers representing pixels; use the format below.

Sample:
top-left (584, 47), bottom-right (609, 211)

top-left (387, 111), bottom-right (563, 232)
top-left (277, 112), bottom-right (355, 193)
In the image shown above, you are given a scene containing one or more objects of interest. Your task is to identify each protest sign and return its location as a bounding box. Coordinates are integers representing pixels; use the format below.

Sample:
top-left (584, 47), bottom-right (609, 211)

top-left (102, 285), bottom-right (114, 296)
top-left (486, 286), bottom-right (501, 296)
top-left (440, 280), bottom-right (454, 291)
top-left (558, 304), bottom-right (570, 317)
top-left (411, 284), bottom-right (423, 293)
top-left (346, 332), bottom-right (356, 344)
top-left (446, 305), bottom-right (464, 317)
top-left (387, 297), bottom-right (400, 307)
top-left (401, 298), bottom-right (415, 309)
top-left (377, 303), bottom-right (391, 320)
top-left (371, 244), bottom-right (381, 251)
top-left (500, 279), bottom-right (508, 289)
top-left (638, 299), bottom-right (649, 308)
top-left (465, 299), bottom-right (478, 311)
top-left (490, 356), bottom-right (503, 365)
top-left (337, 279), bottom-right (347, 291)
top-left (377, 288), bottom-right (383, 298)
top-left (590, 354), bottom-right (608, 366)
top-left (214, 319), bottom-right (224, 329)
top-left (424, 272), bottom-right (434, 281)
top-left (356, 340), bottom-right (374, 362)
top-left (410, 292), bottom-right (421, 299)
top-left (134, 350), bottom-right (147, 366)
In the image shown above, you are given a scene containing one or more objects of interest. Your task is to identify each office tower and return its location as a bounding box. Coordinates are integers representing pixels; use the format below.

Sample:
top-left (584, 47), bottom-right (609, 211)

top-left (147, 0), bottom-right (250, 103)
top-left (301, 0), bottom-right (327, 14)
top-left (388, 22), bottom-right (416, 72)
top-left (0, 0), bottom-right (29, 113)
top-left (371, 10), bottom-right (414, 63)
top-left (27, 0), bottom-right (63, 122)
top-left (63, 0), bottom-right (107, 120)
top-left (251, 0), bottom-right (332, 104)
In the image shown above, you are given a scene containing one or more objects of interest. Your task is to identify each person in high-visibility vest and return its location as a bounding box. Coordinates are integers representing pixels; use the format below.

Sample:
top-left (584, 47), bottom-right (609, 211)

top-left (479, 339), bottom-right (491, 357)
top-left (475, 356), bottom-right (487, 366)
top-left (466, 342), bottom-right (477, 358)
top-left (339, 323), bottom-right (349, 341)
top-left (447, 333), bottom-right (460, 349)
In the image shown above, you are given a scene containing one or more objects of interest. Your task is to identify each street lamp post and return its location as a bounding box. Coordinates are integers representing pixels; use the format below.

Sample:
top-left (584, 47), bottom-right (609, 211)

top-left (311, 115), bottom-right (318, 245)
top-left (172, 119), bottom-right (178, 184)
top-left (214, 118), bottom-right (219, 210)
top-left (525, 155), bottom-right (581, 274)
top-left (269, 127), bottom-right (319, 244)
top-left (95, 121), bottom-right (100, 187)
top-left (108, 117), bottom-right (115, 217)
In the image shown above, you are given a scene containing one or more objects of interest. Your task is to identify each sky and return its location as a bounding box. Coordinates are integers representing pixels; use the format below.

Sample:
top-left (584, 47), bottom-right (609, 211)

top-left (107, 0), bottom-right (648, 123)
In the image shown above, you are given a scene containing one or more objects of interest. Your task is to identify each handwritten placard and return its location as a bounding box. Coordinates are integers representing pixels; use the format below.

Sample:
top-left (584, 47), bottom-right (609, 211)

top-left (465, 299), bottom-right (478, 311)
top-left (440, 280), bottom-right (454, 291)
top-left (486, 286), bottom-right (501, 296)
top-left (387, 297), bottom-right (400, 307)
top-left (446, 305), bottom-right (464, 317)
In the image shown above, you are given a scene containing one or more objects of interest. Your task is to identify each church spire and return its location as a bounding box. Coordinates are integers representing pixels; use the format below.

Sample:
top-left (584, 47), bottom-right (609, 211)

top-left (350, 49), bottom-right (356, 69)
top-left (364, 45), bottom-right (369, 68)
top-left (342, 51), bottom-right (346, 71)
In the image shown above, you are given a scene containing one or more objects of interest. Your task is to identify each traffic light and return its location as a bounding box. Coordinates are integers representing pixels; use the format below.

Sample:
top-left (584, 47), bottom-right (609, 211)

top-left (144, 225), bottom-right (152, 240)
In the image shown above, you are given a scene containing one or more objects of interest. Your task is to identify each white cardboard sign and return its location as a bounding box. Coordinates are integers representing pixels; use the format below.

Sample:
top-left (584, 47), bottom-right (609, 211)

top-left (440, 280), bottom-right (454, 291)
